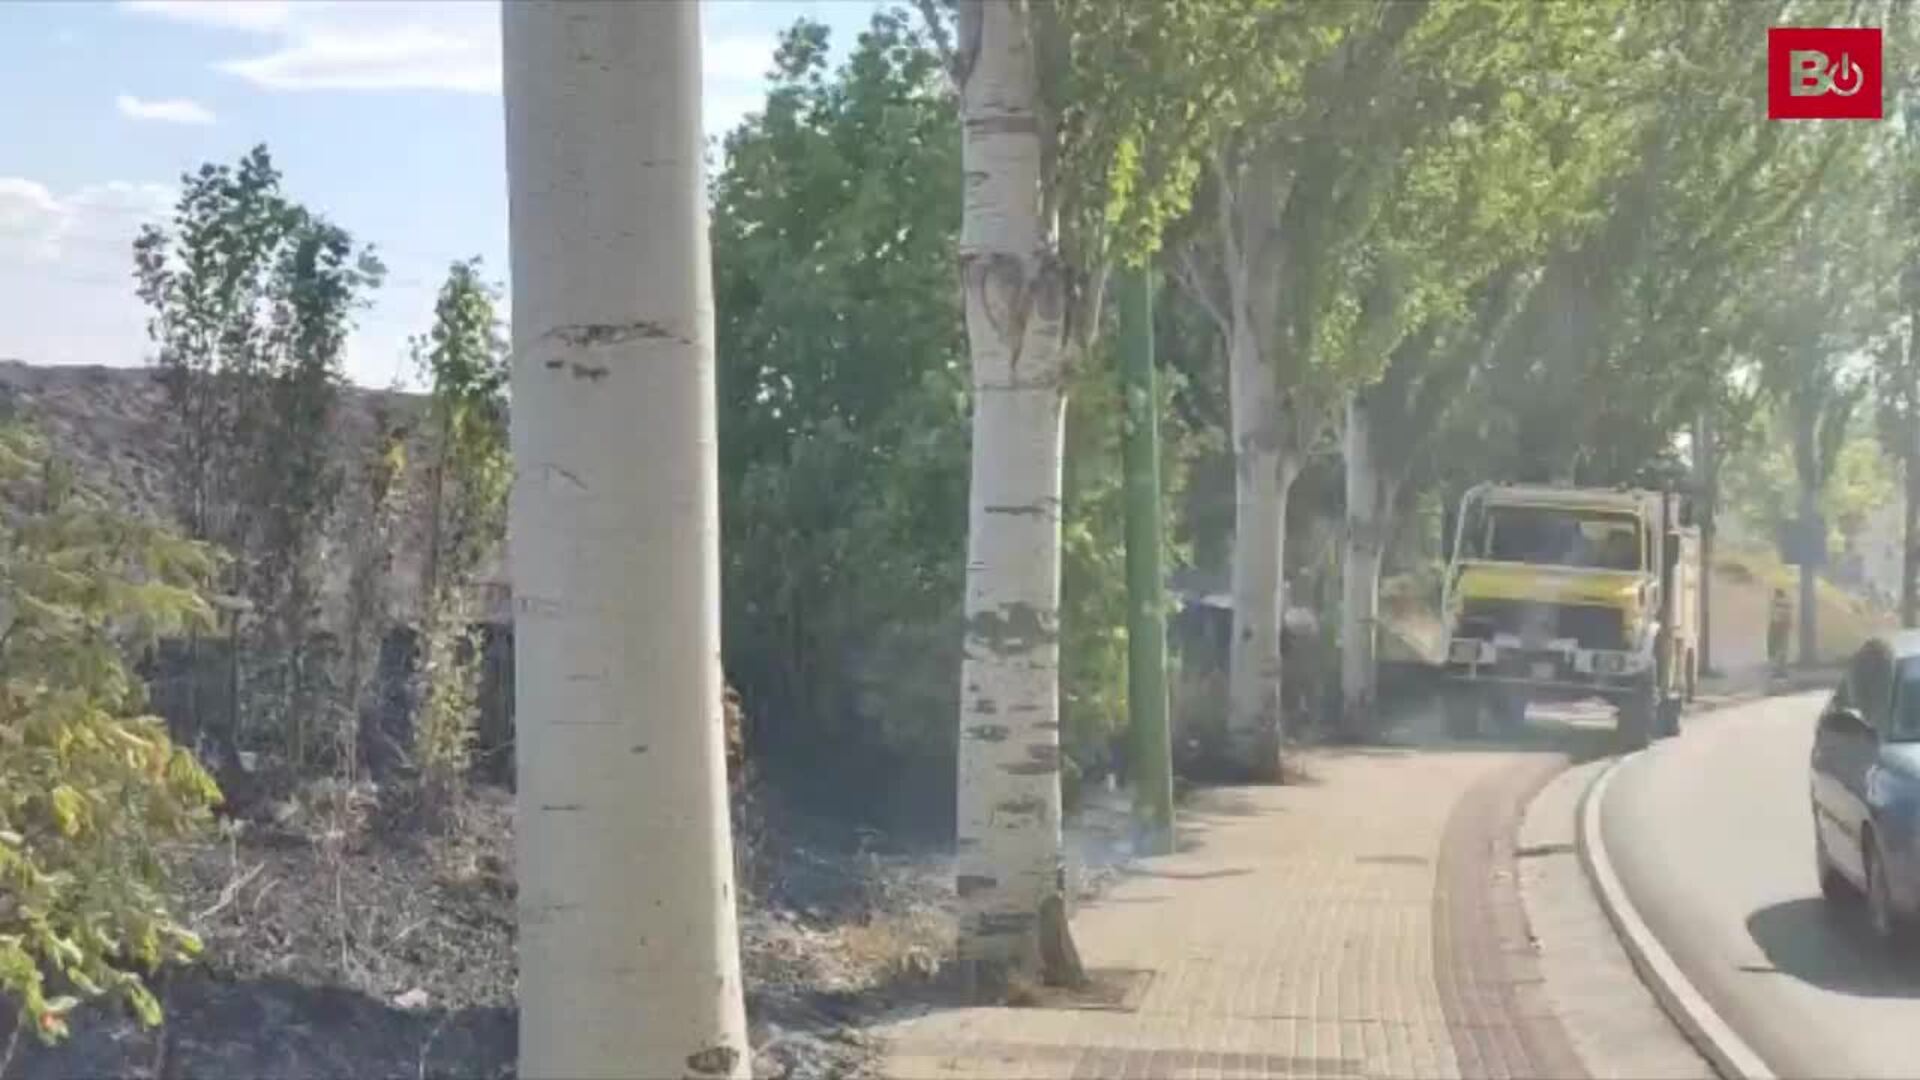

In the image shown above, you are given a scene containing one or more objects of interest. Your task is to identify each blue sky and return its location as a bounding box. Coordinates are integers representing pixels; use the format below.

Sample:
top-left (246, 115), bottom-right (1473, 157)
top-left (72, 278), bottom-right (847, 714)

top-left (0, 0), bottom-right (882, 388)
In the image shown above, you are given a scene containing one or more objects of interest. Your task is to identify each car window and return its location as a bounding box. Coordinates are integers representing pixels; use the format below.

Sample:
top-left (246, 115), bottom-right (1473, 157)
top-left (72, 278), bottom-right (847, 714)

top-left (1834, 647), bottom-right (1868, 712)
top-left (1858, 643), bottom-right (1894, 728)
top-left (1891, 656), bottom-right (1920, 742)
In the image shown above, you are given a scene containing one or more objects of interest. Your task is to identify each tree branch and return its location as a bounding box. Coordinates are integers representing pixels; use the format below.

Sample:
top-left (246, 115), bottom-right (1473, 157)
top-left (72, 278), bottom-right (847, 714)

top-left (912, 0), bottom-right (955, 73)
top-left (1171, 242), bottom-right (1231, 341)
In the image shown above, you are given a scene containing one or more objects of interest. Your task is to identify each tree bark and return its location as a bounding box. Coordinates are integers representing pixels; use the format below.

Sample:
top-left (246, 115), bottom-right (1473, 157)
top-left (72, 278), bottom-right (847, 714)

top-left (1225, 317), bottom-right (1294, 779)
top-left (1339, 393), bottom-right (1395, 740)
top-left (952, 0), bottom-right (1077, 995)
top-left (502, 4), bottom-right (750, 1078)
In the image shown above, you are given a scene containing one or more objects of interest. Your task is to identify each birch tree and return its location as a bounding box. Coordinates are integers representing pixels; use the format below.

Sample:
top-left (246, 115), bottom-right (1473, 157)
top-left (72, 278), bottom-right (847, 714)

top-left (1333, 1), bottom-right (1636, 734)
top-left (949, 0), bottom-right (1076, 995)
top-left (1174, 0), bottom-right (1571, 770)
top-left (502, 3), bottom-right (748, 1077)
top-left (945, 0), bottom-right (1247, 991)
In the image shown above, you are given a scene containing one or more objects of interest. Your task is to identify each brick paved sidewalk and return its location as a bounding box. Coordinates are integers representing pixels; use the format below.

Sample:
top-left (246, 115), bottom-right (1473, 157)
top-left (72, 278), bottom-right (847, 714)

top-left (876, 723), bottom-right (1591, 1080)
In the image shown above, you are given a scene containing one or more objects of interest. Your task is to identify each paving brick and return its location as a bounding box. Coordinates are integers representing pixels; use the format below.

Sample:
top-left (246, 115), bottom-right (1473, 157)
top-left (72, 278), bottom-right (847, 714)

top-left (881, 729), bottom-right (1570, 1077)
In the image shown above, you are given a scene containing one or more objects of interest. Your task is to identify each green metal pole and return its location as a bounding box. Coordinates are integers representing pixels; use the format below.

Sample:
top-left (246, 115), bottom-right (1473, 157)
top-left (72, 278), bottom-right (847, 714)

top-left (1120, 265), bottom-right (1174, 856)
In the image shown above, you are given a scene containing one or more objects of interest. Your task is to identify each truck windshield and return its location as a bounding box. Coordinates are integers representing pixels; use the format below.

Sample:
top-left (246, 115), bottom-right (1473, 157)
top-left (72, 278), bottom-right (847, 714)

top-left (1472, 506), bottom-right (1642, 571)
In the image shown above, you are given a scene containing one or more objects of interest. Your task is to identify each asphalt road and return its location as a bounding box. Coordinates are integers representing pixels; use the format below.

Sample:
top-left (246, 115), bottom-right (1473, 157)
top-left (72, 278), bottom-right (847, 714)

top-left (1603, 691), bottom-right (1920, 1079)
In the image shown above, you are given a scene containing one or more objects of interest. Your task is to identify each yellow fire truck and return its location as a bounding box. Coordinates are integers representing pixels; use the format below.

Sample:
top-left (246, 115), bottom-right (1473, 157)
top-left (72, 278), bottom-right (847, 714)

top-left (1439, 484), bottom-right (1699, 748)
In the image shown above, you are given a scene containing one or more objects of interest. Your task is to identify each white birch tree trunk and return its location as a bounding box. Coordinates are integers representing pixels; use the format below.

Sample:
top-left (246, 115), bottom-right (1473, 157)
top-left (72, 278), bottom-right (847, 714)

top-left (503, 4), bottom-right (749, 1077)
top-left (1340, 393), bottom-right (1385, 738)
top-left (1225, 318), bottom-right (1292, 779)
top-left (952, 0), bottom-right (1074, 989)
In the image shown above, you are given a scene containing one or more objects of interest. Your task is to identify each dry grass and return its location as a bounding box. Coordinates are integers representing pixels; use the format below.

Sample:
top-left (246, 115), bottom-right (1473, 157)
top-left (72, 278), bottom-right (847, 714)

top-left (836, 912), bottom-right (950, 985)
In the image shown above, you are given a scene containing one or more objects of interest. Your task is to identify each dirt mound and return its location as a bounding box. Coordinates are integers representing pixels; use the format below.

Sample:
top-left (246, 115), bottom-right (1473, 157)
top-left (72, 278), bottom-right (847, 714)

top-left (0, 360), bottom-right (509, 625)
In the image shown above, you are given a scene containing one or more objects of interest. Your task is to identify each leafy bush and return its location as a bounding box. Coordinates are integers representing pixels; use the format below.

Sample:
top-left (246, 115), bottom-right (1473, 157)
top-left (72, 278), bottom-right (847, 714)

top-left (0, 425), bottom-right (222, 1044)
top-left (712, 12), bottom-right (970, 781)
top-left (413, 259), bottom-right (509, 826)
top-left (414, 602), bottom-right (483, 825)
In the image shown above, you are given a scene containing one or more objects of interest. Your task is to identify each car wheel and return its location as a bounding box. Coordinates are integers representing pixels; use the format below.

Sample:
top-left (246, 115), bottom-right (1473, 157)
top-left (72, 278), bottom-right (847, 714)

top-left (1866, 838), bottom-right (1906, 943)
top-left (1815, 824), bottom-right (1853, 903)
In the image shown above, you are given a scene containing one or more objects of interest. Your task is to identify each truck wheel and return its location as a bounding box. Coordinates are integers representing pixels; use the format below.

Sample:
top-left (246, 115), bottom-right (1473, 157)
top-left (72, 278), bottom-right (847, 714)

top-left (1617, 678), bottom-right (1654, 751)
top-left (1493, 690), bottom-right (1527, 734)
top-left (1655, 695), bottom-right (1681, 739)
top-left (1444, 687), bottom-right (1481, 738)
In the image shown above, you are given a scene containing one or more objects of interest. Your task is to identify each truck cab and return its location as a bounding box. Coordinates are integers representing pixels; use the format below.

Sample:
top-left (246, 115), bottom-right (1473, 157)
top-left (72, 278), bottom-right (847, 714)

top-left (1439, 483), bottom-right (1698, 748)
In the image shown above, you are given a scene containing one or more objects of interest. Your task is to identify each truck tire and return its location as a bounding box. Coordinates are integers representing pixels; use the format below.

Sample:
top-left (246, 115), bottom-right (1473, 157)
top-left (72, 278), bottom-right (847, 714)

top-left (1656, 694), bottom-right (1681, 739)
top-left (1617, 677), bottom-right (1654, 751)
top-left (1493, 690), bottom-right (1527, 734)
top-left (1444, 686), bottom-right (1481, 738)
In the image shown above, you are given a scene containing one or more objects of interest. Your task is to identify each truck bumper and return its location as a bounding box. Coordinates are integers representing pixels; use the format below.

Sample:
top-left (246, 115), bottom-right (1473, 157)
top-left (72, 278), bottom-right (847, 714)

top-left (1442, 637), bottom-right (1650, 697)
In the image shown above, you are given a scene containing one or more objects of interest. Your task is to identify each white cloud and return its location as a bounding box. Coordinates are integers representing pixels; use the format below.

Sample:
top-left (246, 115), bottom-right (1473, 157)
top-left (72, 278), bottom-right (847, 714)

top-left (0, 178), bottom-right (177, 368)
top-left (116, 93), bottom-right (218, 125)
top-left (0, 175), bottom-right (423, 385)
top-left (219, 25), bottom-right (498, 93)
top-left (120, 0), bottom-right (293, 33)
top-left (125, 0), bottom-right (500, 94)
top-left (0, 178), bottom-right (174, 263)
top-left (119, 1), bottom-right (791, 107)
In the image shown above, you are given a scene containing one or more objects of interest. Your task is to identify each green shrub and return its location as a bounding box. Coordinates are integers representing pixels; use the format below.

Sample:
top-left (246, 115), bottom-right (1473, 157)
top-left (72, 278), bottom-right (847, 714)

top-left (0, 425), bottom-right (222, 1044)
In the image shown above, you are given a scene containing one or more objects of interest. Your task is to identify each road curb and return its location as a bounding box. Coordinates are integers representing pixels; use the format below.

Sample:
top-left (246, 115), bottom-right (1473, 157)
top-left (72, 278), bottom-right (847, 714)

top-left (1576, 755), bottom-right (1777, 1080)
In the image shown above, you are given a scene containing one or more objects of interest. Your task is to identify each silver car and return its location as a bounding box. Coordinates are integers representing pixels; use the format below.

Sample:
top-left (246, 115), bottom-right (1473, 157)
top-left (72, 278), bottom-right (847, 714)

top-left (1811, 632), bottom-right (1920, 941)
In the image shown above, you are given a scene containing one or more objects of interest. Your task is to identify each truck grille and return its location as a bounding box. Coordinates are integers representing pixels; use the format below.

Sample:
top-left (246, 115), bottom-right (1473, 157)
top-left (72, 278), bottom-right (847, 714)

top-left (1457, 599), bottom-right (1626, 650)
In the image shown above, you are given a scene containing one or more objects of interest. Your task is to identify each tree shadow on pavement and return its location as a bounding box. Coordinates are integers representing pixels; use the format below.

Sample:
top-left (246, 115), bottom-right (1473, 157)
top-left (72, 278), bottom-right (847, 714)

top-left (1745, 897), bottom-right (1920, 999)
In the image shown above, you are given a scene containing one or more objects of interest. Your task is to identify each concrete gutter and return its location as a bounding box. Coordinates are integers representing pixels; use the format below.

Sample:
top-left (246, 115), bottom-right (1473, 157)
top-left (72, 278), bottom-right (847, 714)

top-left (1577, 758), bottom-right (1775, 1080)
top-left (1566, 672), bottom-right (1838, 1080)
